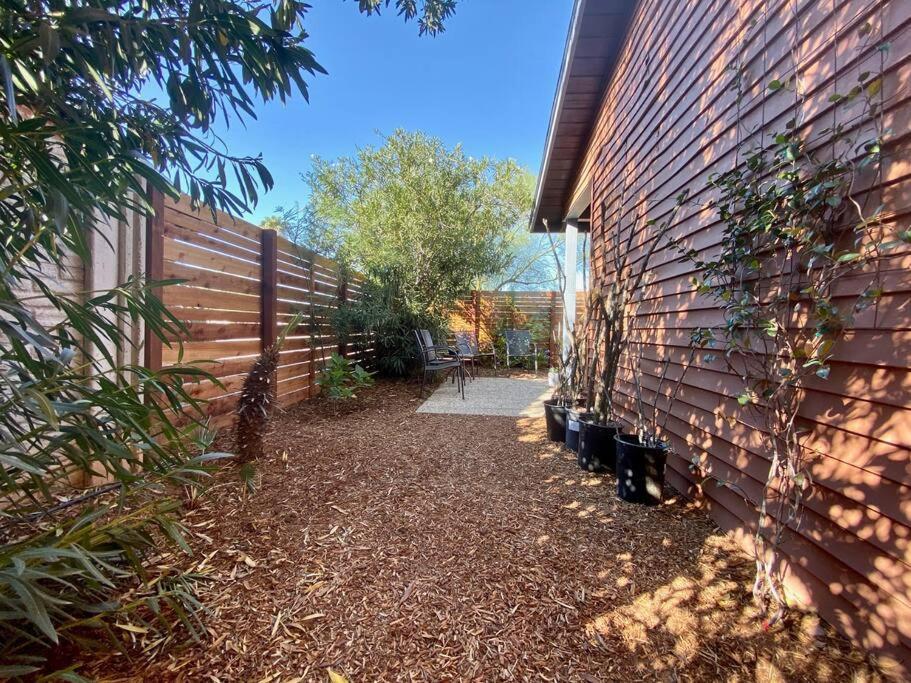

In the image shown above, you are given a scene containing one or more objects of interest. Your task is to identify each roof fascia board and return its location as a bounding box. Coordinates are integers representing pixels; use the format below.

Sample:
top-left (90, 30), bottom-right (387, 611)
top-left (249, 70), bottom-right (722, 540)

top-left (529, 0), bottom-right (586, 232)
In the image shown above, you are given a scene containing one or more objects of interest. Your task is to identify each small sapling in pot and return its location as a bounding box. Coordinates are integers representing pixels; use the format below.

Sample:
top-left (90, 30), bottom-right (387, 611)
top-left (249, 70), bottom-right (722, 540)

top-left (576, 289), bottom-right (624, 473)
top-left (574, 193), bottom-right (686, 474)
top-left (541, 221), bottom-right (589, 445)
top-left (542, 328), bottom-right (575, 443)
top-left (617, 328), bottom-right (710, 504)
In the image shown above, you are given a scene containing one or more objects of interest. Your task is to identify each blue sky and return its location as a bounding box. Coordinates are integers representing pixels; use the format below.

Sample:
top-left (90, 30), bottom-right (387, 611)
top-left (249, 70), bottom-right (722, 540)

top-left (217, 1), bottom-right (572, 223)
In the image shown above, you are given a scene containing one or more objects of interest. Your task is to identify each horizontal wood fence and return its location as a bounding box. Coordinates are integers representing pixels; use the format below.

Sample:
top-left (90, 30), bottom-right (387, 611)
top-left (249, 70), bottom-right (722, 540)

top-left (145, 191), bottom-right (370, 429)
top-left (451, 290), bottom-right (587, 360)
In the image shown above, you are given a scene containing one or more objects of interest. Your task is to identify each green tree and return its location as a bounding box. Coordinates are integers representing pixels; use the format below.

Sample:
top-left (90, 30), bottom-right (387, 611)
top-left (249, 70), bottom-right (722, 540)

top-left (0, 0), bottom-right (456, 673)
top-left (306, 129), bottom-right (535, 313)
top-left (263, 203), bottom-right (347, 259)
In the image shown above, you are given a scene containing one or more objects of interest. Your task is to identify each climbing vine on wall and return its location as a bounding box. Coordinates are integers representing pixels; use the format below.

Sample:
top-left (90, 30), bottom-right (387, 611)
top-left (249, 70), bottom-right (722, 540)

top-left (678, 18), bottom-right (905, 624)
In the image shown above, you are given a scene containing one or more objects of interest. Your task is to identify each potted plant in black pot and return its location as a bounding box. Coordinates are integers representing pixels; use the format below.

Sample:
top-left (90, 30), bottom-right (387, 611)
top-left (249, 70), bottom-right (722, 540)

top-left (543, 389), bottom-right (569, 444)
top-left (551, 289), bottom-right (603, 460)
top-left (569, 189), bottom-right (694, 495)
top-left (576, 290), bottom-right (623, 473)
top-left (541, 224), bottom-right (587, 446)
top-left (616, 328), bottom-right (710, 504)
top-left (573, 196), bottom-right (683, 474)
top-left (563, 291), bottom-right (607, 452)
top-left (543, 324), bottom-right (580, 444)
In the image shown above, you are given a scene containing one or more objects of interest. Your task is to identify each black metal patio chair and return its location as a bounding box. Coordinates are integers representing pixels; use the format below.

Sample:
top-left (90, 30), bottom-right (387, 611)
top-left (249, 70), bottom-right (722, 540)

top-left (454, 330), bottom-right (497, 379)
top-left (504, 329), bottom-right (539, 372)
top-left (414, 329), bottom-right (465, 399)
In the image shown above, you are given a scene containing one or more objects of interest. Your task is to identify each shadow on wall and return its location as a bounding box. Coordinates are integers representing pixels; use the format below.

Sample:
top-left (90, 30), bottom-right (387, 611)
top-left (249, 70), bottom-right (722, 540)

top-left (584, 5), bottom-right (911, 663)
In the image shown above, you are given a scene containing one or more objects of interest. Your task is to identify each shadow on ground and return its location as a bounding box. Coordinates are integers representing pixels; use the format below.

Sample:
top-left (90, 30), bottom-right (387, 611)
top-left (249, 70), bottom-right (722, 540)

top-left (85, 379), bottom-right (884, 682)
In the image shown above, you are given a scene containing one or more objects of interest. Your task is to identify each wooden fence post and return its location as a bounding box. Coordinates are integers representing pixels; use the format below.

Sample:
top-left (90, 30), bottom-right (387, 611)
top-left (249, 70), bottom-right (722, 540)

top-left (260, 229), bottom-right (278, 351)
top-left (473, 290), bottom-right (481, 342)
top-left (144, 185), bottom-right (165, 373)
top-left (308, 253), bottom-right (317, 398)
top-left (337, 271), bottom-right (348, 357)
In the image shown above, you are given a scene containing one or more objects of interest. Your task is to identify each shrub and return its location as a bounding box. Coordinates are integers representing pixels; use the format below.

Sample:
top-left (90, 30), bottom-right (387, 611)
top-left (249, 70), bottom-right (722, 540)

top-left (316, 353), bottom-right (375, 399)
top-left (0, 280), bottom-right (224, 673)
top-left (334, 272), bottom-right (447, 377)
top-left (234, 314), bottom-right (303, 493)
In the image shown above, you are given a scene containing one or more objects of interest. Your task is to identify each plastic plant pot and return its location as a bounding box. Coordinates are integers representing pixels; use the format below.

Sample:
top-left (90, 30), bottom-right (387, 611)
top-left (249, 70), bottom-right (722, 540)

top-left (614, 433), bottom-right (668, 505)
top-left (543, 400), bottom-right (568, 443)
top-left (565, 409), bottom-right (594, 453)
top-left (577, 419), bottom-right (622, 472)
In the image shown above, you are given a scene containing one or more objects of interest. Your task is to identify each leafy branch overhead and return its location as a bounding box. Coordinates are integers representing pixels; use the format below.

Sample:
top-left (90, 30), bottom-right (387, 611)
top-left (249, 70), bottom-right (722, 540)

top-left (1, 0), bottom-right (457, 224)
top-left (0, 0), bottom-right (458, 674)
top-left (356, 0), bottom-right (457, 35)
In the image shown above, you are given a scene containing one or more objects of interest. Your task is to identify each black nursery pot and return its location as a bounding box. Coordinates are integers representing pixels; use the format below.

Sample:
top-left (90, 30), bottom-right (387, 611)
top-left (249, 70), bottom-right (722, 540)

top-left (564, 409), bottom-right (594, 453)
top-left (543, 401), bottom-right (568, 443)
top-left (614, 433), bottom-right (668, 505)
top-left (578, 420), bottom-right (622, 473)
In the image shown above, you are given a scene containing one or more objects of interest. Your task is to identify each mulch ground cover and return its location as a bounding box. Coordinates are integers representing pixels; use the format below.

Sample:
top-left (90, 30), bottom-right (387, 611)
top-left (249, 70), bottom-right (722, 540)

top-left (87, 378), bottom-right (885, 682)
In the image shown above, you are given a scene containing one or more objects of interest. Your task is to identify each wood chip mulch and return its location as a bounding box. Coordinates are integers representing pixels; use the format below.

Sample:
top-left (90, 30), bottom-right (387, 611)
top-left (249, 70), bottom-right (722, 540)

top-left (87, 379), bottom-right (885, 682)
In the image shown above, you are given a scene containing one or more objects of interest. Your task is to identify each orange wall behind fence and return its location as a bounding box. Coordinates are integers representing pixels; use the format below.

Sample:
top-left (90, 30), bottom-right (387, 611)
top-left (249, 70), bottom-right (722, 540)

top-left (147, 192), bottom-right (370, 429)
top-left (574, 0), bottom-right (911, 672)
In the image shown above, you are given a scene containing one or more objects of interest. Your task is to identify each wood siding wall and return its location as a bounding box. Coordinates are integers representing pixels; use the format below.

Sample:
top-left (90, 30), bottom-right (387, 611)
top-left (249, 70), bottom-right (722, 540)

top-left (575, 0), bottom-right (911, 672)
top-left (152, 193), bottom-right (370, 429)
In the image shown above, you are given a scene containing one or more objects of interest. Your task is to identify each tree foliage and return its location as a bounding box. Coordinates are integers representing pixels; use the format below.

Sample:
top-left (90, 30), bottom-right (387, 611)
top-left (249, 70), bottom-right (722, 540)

top-left (0, 0), bottom-right (456, 672)
top-left (265, 203), bottom-right (347, 260)
top-left (356, 0), bottom-right (456, 35)
top-left (306, 129), bottom-right (535, 313)
top-left (333, 270), bottom-right (447, 377)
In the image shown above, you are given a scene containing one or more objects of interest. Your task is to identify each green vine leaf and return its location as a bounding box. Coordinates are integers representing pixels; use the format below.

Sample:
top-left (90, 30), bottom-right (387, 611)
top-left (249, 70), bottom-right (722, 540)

top-left (866, 78), bottom-right (883, 98)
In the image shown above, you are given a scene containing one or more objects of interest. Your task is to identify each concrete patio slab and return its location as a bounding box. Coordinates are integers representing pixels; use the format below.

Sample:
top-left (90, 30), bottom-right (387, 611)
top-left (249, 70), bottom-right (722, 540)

top-left (416, 376), bottom-right (551, 417)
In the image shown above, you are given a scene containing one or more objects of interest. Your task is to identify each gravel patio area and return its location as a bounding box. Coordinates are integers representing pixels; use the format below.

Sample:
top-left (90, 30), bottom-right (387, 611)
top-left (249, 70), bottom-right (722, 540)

top-left (417, 376), bottom-right (552, 417)
top-left (89, 379), bottom-right (883, 681)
